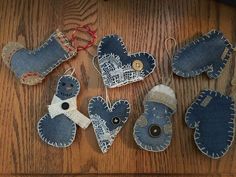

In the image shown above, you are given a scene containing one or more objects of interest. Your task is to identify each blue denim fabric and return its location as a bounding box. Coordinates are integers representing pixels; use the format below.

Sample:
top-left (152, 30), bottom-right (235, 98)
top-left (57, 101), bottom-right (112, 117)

top-left (172, 30), bottom-right (234, 79)
top-left (97, 35), bottom-right (156, 88)
top-left (185, 89), bottom-right (235, 159)
top-left (37, 75), bottom-right (80, 148)
top-left (88, 96), bottom-right (130, 153)
top-left (133, 85), bottom-right (177, 152)
top-left (2, 30), bottom-right (77, 85)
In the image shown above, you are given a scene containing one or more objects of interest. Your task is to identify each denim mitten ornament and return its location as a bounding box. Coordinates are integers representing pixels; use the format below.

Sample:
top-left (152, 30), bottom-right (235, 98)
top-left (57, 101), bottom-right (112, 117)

top-left (37, 71), bottom-right (91, 148)
top-left (2, 30), bottom-right (77, 85)
top-left (172, 30), bottom-right (235, 79)
top-left (88, 96), bottom-right (130, 153)
top-left (96, 35), bottom-right (156, 88)
top-left (133, 84), bottom-right (177, 152)
top-left (185, 90), bottom-right (235, 159)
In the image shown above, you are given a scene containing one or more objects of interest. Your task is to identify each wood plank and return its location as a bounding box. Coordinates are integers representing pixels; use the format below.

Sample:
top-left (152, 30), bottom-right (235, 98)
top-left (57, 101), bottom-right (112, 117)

top-left (0, 0), bottom-right (235, 175)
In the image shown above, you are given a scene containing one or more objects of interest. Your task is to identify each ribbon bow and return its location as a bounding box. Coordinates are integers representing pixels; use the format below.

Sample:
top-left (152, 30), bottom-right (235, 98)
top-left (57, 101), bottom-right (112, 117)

top-left (48, 95), bottom-right (91, 129)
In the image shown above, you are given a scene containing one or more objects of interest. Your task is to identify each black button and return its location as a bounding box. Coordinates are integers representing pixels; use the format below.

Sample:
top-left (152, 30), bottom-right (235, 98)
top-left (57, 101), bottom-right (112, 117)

top-left (61, 102), bottom-right (69, 110)
top-left (112, 117), bottom-right (120, 125)
top-left (149, 124), bottom-right (161, 137)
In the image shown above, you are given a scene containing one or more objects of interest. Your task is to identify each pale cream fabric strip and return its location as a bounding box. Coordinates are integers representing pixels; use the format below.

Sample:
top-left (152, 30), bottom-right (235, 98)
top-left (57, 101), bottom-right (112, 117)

top-left (48, 95), bottom-right (91, 129)
top-left (145, 92), bottom-right (177, 111)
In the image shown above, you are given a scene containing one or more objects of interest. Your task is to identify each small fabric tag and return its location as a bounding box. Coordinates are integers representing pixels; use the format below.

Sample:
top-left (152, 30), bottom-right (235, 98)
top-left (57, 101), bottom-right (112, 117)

top-left (221, 47), bottom-right (230, 60)
top-left (200, 95), bottom-right (212, 107)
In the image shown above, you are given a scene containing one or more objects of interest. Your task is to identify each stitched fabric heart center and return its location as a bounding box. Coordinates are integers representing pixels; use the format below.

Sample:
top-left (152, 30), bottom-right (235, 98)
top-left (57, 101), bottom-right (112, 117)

top-left (88, 96), bottom-right (130, 153)
top-left (97, 35), bottom-right (156, 88)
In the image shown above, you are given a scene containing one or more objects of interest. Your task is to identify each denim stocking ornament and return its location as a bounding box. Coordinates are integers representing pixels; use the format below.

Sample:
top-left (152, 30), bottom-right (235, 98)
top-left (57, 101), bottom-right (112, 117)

top-left (133, 38), bottom-right (177, 152)
top-left (37, 69), bottom-right (91, 148)
top-left (172, 30), bottom-right (236, 79)
top-left (96, 34), bottom-right (156, 88)
top-left (1, 25), bottom-right (96, 85)
top-left (185, 90), bottom-right (235, 159)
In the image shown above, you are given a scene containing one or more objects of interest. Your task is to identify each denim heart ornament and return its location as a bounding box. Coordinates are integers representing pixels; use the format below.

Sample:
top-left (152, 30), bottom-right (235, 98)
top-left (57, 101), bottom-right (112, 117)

top-left (172, 30), bottom-right (235, 79)
top-left (97, 35), bottom-right (156, 88)
top-left (2, 29), bottom-right (77, 85)
top-left (185, 90), bottom-right (235, 159)
top-left (133, 84), bottom-right (177, 152)
top-left (88, 96), bottom-right (130, 153)
top-left (37, 73), bottom-right (91, 148)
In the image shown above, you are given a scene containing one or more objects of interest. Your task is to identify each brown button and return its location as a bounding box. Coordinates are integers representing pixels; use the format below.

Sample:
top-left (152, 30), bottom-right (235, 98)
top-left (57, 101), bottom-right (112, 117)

top-left (132, 60), bottom-right (143, 71)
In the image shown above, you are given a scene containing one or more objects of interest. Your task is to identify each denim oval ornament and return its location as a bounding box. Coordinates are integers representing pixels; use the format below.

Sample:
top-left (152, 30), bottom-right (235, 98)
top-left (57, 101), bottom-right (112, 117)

top-left (37, 74), bottom-right (91, 148)
top-left (97, 35), bottom-right (156, 88)
top-left (185, 90), bottom-right (235, 159)
top-left (133, 85), bottom-right (177, 152)
top-left (172, 30), bottom-right (234, 79)
top-left (2, 29), bottom-right (77, 85)
top-left (88, 96), bottom-right (130, 153)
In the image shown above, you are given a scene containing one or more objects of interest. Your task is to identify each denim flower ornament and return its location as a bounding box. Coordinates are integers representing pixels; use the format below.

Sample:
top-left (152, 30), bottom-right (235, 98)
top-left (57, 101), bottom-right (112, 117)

top-left (185, 90), bottom-right (235, 159)
top-left (172, 30), bottom-right (235, 79)
top-left (88, 96), bottom-right (130, 153)
top-left (37, 73), bottom-right (91, 148)
top-left (133, 84), bottom-right (177, 152)
top-left (97, 35), bottom-right (156, 88)
top-left (1, 29), bottom-right (77, 85)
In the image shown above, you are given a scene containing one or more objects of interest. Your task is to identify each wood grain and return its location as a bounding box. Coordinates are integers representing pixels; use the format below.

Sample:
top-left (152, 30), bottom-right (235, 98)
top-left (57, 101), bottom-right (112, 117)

top-left (0, 0), bottom-right (236, 176)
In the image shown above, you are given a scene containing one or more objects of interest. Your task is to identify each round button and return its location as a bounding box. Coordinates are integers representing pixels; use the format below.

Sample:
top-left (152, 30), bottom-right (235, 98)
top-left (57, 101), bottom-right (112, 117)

top-left (61, 102), bottom-right (69, 110)
top-left (149, 124), bottom-right (161, 137)
top-left (112, 117), bottom-right (120, 125)
top-left (132, 60), bottom-right (143, 71)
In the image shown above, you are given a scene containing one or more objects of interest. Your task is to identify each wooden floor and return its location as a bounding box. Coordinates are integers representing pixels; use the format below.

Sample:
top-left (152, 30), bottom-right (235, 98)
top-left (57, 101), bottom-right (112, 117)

top-left (0, 0), bottom-right (236, 176)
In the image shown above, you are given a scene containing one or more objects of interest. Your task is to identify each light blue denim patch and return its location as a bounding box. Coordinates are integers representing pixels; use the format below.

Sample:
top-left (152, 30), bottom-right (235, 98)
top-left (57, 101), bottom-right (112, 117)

top-left (96, 35), bottom-right (157, 88)
top-left (1, 29), bottom-right (77, 85)
top-left (133, 85), bottom-right (177, 152)
top-left (37, 74), bottom-right (80, 148)
top-left (185, 89), bottom-right (235, 159)
top-left (88, 96), bottom-right (130, 153)
top-left (172, 30), bottom-right (234, 79)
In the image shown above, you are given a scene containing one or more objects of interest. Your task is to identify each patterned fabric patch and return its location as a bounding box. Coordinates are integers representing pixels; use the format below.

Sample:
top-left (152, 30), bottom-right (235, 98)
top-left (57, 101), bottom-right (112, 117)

top-left (97, 35), bottom-right (156, 88)
top-left (88, 96), bottom-right (130, 153)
